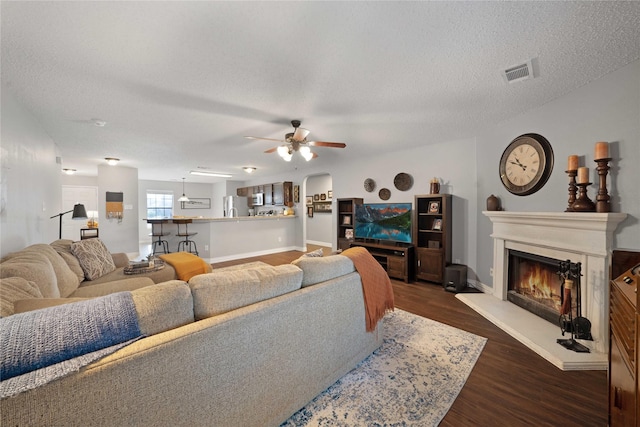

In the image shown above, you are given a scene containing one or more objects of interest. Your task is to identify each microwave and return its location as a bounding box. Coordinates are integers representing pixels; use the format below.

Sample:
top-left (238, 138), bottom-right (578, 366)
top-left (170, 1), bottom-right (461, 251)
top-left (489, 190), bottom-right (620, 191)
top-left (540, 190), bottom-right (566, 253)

top-left (251, 192), bottom-right (264, 206)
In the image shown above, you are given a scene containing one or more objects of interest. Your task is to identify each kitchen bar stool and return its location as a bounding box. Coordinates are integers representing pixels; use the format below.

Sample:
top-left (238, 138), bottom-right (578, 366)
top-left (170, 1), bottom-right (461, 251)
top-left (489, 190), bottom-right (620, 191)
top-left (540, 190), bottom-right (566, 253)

top-left (147, 219), bottom-right (171, 255)
top-left (174, 218), bottom-right (198, 255)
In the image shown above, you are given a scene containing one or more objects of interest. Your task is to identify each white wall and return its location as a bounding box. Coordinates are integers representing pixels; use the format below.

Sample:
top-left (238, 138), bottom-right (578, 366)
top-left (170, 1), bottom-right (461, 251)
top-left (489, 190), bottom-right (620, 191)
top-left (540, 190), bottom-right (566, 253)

top-left (474, 60), bottom-right (640, 288)
top-left (2, 60), bottom-right (637, 273)
top-left (0, 87), bottom-right (62, 256)
top-left (305, 174), bottom-right (333, 246)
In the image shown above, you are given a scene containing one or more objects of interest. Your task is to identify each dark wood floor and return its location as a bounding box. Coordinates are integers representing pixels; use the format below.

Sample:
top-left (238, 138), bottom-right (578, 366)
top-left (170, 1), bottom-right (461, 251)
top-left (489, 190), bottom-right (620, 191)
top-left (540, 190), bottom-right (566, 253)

top-left (212, 247), bottom-right (608, 426)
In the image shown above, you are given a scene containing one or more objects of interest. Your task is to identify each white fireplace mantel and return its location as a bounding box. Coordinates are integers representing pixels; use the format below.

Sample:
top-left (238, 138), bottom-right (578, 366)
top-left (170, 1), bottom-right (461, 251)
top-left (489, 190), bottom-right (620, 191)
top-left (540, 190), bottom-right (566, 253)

top-left (460, 211), bottom-right (626, 370)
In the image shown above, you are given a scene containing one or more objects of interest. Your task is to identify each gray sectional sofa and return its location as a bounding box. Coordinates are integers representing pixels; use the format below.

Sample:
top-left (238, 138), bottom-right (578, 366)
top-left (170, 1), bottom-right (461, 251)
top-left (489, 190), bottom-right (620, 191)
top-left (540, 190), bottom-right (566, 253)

top-left (0, 255), bottom-right (384, 426)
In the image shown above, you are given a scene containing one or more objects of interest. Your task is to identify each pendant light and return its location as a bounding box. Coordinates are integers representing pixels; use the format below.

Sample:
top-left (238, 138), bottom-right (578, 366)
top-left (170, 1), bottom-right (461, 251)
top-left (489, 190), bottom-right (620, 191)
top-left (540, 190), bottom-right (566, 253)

top-left (178, 178), bottom-right (190, 202)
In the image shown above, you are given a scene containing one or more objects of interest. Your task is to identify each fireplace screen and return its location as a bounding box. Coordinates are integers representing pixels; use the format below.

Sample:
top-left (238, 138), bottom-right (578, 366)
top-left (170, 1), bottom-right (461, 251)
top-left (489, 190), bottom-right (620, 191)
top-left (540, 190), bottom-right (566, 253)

top-left (507, 250), bottom-right (575, 325)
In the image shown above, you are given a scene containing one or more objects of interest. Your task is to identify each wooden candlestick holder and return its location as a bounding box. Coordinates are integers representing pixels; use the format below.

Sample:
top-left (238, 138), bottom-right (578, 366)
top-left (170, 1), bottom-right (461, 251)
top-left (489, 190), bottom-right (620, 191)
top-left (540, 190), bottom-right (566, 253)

top-left (594, 158), bottom-right (611, 213)
top-left (565, 170), bottom-right (577, 212)
top-left (572, 182), bottom-right (596, 212)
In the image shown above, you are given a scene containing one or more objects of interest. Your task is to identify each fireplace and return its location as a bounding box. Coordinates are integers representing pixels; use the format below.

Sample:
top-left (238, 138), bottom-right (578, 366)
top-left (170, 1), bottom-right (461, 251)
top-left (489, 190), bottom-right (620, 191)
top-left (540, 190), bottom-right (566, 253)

top-left (462, 211), bottom-right (626, 370)
top-left (507, 250), bottom-right (568, 326)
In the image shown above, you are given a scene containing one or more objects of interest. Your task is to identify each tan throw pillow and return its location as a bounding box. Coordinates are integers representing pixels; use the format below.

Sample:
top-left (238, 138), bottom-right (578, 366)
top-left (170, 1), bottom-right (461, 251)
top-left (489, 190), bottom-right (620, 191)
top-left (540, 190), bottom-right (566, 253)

top-left (0, 252), bottom-right (60, 298)
top-left (50, 239), bottom-right (86, 283)
top-left (304, 248), bottom-right (324, 257)
top-left (22, 244), bottom-right (80, 297)
top-left (0, 277), bottom-right (43, 317)
top-left (70, 239), bottom-right (116, 281)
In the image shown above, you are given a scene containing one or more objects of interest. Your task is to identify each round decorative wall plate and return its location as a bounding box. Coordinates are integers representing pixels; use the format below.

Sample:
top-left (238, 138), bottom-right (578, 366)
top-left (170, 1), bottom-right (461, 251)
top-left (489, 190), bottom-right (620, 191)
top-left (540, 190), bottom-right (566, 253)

top-left (394, 172), bottom-right (413, 191)
top-left (364, 178), bottom-right (376, 192)
top-left (378, 188), bottom-right (391, 200)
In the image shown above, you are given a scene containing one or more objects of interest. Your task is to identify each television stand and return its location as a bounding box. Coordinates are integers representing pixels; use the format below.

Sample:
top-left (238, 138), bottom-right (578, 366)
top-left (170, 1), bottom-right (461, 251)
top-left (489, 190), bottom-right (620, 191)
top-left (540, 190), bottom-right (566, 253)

top-left (349, 241), bottom-right (414, 283)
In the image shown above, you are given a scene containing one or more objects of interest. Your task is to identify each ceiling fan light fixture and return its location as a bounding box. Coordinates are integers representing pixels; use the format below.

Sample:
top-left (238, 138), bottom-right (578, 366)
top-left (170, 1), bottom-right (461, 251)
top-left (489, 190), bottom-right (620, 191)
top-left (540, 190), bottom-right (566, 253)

top-left (299, 146), bottom-right (314, 161)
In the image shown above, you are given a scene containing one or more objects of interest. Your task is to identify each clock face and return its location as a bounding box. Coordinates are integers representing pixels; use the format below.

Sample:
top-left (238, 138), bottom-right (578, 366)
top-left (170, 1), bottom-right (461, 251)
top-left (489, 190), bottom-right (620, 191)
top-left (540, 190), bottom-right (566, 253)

top-left (499, 134), bottom-right (554, 196)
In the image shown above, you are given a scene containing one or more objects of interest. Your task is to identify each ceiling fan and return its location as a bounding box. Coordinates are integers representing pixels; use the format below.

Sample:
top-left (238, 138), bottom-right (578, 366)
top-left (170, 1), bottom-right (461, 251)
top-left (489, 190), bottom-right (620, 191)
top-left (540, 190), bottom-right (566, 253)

top-left (245, 120), bottom-right (346, 161)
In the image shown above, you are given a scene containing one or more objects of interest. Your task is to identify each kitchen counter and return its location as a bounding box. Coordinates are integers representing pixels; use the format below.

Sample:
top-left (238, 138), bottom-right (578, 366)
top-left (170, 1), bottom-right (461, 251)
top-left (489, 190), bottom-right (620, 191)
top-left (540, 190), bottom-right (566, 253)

top-left (144, 215), bottom-right (299, 262)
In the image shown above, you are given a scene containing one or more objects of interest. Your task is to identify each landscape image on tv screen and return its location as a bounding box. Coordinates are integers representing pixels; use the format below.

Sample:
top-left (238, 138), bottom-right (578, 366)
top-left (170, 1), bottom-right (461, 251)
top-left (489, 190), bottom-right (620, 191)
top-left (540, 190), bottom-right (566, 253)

top-left (354, 203), bottom-right (412, 243)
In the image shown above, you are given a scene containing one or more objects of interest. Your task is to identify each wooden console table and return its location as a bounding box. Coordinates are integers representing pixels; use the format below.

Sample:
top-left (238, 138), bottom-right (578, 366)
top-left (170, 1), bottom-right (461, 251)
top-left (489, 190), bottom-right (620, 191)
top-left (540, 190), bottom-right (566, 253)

top-left (80, 228), bottom-right (99, 240)
top-left (350, 241), bottom-right (414, 283)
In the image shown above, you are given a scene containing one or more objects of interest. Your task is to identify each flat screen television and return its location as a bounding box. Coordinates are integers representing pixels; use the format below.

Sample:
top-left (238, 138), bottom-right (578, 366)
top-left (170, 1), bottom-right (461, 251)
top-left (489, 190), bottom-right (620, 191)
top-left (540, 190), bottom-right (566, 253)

top-left (354, 203), bottom-right (412, 244)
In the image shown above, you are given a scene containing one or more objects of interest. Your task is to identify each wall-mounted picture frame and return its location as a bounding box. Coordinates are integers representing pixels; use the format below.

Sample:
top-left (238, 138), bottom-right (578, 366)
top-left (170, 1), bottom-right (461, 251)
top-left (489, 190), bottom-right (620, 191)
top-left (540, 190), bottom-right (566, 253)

top-left (429, 201), bottom-right (440, 213)
top-left (345, 229), bottom-right (354, 239)
top-left (320, 193), bottom-right (327, 201)
top-left (327, 190), bottom-right (333, 199)
top-left (314, 201), bottom-right (332, 213)
top-left (313, 194), bottom-right (320, 201)
top-left (293, 185), bottom-right (300, 203)
top-left (432, 218), bottom-right (442, 231)
top-left (181, 198), bottom-right (211, 209)
top-left (306, 196), bottom-right (313, 206)
top-left (307, 206), bottom-right (314, 217)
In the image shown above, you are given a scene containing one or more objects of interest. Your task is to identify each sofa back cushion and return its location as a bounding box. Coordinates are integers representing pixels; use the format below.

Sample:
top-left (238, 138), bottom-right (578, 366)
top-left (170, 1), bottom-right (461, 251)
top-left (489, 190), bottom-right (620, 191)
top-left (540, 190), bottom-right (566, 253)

top-left (0, 277), bottom-right (43, 317)
top-left (188, 264), bottom-right (303, 320)
top-left (50, 239), bottom-right (86, 283)
top-left (130, 280), bottom-right (194, 336)
top-left (22, 244), bottom-right (80, 297)
top-left (291, 254), bottom-right (355, 287)
top-left (70, 239), bottom-right (116, 281)
top-left (0, 251), bottom-right (60, 298)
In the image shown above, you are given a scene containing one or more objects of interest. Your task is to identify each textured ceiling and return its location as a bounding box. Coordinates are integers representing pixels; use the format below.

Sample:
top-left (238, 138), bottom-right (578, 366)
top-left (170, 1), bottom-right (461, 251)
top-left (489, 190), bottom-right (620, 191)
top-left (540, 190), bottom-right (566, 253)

top-left (2, 1), bottom-right (639, 182)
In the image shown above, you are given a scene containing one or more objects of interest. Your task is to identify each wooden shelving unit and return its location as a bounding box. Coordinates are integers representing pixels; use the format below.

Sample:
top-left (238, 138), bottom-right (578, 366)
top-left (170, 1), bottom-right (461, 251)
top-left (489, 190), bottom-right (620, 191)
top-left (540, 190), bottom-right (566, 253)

top-left (336, 198), bottom-right (362, 251)
top-left (413, 194), bottom-right (451, 284)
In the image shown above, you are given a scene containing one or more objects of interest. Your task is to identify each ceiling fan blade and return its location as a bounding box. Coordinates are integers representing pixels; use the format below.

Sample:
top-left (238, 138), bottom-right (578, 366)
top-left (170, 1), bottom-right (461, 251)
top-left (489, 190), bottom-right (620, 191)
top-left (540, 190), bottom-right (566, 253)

top-left (245, 136), bottom-right (285, 142)
top-left (264, 147), bottom-right (279, 154)
top-left (308, 141), bottom-right (346, 148)
top-left (292, 127), bottom-right (310, 141)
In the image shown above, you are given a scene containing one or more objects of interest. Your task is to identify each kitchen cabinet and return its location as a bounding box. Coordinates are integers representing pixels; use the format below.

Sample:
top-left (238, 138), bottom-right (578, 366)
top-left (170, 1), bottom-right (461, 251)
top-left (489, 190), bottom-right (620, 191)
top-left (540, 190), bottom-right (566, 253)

top-left (237, 181), bottom-right (293, 206)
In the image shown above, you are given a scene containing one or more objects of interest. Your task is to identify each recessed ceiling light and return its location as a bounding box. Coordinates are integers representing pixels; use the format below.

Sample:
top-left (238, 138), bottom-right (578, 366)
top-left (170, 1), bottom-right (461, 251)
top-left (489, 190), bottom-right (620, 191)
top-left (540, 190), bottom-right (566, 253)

top-left (243, 167), bottom-right (256, 173)
top-left (105, 157), bottom-right (119, 165)
top-left (189, 170), bottom-right (232, 178)
top-left (62, 168), bottom-right (76, 175)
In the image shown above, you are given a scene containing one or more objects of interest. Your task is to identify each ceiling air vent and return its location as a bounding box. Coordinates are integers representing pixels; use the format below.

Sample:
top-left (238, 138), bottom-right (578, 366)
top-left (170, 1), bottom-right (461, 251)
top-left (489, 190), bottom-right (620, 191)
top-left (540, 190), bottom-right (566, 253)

top-left (502, 59), bottom-right (535, 84)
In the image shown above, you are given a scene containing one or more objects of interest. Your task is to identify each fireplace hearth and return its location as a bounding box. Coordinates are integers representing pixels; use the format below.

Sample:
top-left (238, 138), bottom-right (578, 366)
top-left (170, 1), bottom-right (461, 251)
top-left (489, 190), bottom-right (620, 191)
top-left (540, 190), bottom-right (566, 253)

top-left (465, 211), bottom-right (627, 370)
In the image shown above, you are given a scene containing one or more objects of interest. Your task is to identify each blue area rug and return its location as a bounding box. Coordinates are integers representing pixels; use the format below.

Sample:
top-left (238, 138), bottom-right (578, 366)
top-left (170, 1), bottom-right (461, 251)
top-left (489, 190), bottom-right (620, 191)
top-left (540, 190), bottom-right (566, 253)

top-left (282, 309), bottom-right (487, 426)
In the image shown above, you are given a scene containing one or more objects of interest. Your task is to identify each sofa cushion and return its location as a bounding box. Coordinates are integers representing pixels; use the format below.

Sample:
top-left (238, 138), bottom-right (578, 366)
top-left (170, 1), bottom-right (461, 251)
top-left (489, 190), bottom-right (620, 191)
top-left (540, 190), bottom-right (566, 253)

top-left (22, 244), bottom-right (80, 297)
top-left (130, 280), bottom-right (194, 336)
top-left (0, 251), bottom-right (60, 298)
top-left (0, 277), bottom-right (43, 317)
top-left (50, 239), bottom-right (86, 282)
top-left (70, 277), bottom-right (155, 298)
top-left (85, 264), bottom-right (177, 286)
top-left (13, 297), bottom-right (89, 314)
top-left (291, 254), bottom-right (356, 287)
top-left (70, 239), bottom-right (116, 280)
top-left (188, 264), bottom-right (303, 320)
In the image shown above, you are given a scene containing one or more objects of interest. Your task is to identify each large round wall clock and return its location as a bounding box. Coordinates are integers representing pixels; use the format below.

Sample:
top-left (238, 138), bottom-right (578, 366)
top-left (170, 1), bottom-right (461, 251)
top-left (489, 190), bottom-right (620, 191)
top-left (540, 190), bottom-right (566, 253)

top-left (499, 133), bottom-right (554, 196)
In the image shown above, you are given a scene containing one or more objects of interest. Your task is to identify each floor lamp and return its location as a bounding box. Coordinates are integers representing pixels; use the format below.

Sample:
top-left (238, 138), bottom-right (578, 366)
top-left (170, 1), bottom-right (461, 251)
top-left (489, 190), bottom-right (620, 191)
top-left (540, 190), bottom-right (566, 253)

top-left (50, 203), bottom-right (88, 239)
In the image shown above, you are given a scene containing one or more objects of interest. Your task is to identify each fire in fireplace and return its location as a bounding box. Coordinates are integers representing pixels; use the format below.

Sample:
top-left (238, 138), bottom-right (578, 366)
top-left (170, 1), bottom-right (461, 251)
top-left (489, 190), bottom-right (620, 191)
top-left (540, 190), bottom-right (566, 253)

top-left (507, 250), bottom-right (575, 325)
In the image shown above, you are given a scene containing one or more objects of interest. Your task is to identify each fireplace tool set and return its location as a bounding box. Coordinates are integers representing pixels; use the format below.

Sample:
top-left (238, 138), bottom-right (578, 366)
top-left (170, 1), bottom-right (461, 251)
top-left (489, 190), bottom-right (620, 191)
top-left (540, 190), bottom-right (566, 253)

top-left (556, 260), bottom-right (592, 353)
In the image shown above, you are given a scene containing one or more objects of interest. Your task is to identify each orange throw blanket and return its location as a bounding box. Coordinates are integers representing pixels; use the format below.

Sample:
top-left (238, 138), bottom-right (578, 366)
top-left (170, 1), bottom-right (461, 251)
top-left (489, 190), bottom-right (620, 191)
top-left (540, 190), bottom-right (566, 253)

top-left (159, 252), bottom-right (212, 281)
top-left (341, 246), bottom-right (395, 332)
